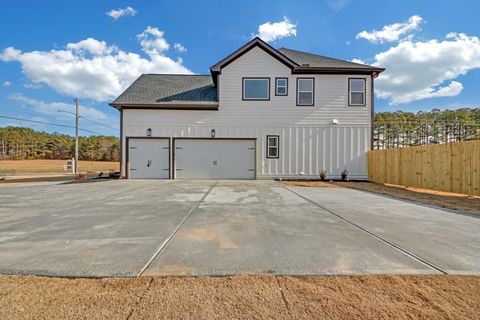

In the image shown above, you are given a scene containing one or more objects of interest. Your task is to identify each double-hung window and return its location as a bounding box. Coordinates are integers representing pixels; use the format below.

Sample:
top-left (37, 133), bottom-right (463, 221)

top-left (243, 78), bottom-right (270, 100)
top-left (349, 78), bottom-right (366, 106)
top-left (296, 78), bottom-right (314, 106)
top-left (275, 78), bottom-right (288, 96)
top-left (266, 135), bottom-right (279, 159)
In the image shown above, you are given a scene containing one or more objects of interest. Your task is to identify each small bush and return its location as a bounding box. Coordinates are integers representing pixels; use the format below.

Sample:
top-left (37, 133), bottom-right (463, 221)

top-left (319, 170), bottom-right (327, 181)
top-left (341, 169), bottom-right (348, 181)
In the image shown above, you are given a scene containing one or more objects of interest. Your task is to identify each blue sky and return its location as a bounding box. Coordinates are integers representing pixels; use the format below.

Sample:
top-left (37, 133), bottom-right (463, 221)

top-left (1, 0), bottom-right (479, 136)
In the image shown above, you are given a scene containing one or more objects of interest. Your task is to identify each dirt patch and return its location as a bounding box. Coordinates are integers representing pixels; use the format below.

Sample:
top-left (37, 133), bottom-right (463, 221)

top-left (0, 275), bottom-right (478, 319)
top-left (334, 181), bottom-right (480, 216)
top-left (281, 180), bottom-right (340, 188)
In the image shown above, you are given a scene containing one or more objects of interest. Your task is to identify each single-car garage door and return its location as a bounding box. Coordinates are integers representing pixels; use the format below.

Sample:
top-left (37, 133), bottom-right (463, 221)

top-left (174, 139), bottom-right (255, 179)
top-left (128, 138), bottom-right (170, 179)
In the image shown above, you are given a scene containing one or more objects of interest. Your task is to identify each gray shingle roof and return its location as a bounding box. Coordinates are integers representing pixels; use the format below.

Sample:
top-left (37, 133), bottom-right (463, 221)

top-left (111, 74), bottom-right (217, 106)
top-left (277, 48), bottom-right (378, 70)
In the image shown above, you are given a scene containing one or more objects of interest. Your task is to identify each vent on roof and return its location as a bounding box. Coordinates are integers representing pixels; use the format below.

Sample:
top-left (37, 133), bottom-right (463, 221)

top-left (301, 64), bottom-right (310, 67)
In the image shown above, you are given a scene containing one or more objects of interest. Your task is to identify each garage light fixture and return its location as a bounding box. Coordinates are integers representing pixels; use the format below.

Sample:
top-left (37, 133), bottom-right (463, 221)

top-left (146, 128), bottom-right (152, 136)
top-left (211, 129), bottom-right (215, 138)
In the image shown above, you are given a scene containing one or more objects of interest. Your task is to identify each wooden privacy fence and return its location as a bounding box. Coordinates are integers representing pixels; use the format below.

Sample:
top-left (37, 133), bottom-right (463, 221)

top-left (368, 140), bottom-right (480, 196)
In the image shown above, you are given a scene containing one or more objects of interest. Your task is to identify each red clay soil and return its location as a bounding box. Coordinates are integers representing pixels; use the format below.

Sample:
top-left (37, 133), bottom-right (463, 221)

top-left (0, 275), bottom-right (479, 319)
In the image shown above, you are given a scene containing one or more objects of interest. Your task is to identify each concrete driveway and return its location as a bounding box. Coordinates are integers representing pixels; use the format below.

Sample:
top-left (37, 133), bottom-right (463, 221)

top-left (0, 180), bottom-right (478, 277)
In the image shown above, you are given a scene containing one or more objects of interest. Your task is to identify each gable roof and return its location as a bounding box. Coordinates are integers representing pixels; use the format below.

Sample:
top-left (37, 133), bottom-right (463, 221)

top-left (110, 74), bottom-right (218, 109)
top-left (210, 37), bottom-right (384, 78)
top-left (210, 37), bottom-right (299, 75)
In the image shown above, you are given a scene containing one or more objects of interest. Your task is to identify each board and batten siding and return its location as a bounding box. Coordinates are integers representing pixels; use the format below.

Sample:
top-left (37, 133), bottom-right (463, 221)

top-left (121, 46), bottom-right (372, 179)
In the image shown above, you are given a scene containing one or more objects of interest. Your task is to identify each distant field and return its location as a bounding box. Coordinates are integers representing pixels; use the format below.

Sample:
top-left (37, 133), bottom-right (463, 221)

top-left (0, 160), bottom-right (119, 175)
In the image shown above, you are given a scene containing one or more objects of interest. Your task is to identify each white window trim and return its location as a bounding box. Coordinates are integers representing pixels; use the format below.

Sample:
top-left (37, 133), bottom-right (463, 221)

top-left (349, 78), bottom-right (366, 106)
top-left (296, 78), bottom-right (315, 106)
top-left (242, 78), bottom-right (270, 100)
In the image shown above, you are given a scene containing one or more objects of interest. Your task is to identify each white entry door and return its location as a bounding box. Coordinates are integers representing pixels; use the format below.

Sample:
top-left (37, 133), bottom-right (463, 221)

top-left (174, 139), bottom-right (256, 179)
top-left (128, 138), bottom-right (170, 179)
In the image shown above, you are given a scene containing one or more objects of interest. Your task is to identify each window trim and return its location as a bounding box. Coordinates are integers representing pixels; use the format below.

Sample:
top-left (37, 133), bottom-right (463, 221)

top-left (242, 77), bottom-right (270, 101)
top-left (296, 77), bottom-right (315, 106)
top-left (266, 135), bottom-right (280, 159)
top-left (275, 77), bottom-right (288, 96)
top-left (348, 78), bottom-right (366, 106)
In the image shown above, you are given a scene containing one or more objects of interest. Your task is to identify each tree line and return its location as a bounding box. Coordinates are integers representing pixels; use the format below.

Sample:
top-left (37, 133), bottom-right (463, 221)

top-left (0, 127), bottom-right (120, 161)
top-left (0, 108), bottom-right (479, 158)
top-left (374, 108), bottom-right (480, 149)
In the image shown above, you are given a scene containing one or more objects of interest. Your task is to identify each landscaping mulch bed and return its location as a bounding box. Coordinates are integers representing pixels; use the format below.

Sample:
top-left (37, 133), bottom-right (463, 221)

top-left (0, 275), bottom-right (478, 319)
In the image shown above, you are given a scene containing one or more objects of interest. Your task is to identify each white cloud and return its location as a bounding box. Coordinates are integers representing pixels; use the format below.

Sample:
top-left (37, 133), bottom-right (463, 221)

top-left (351, 58), bottom-right (365, 64)
top-left (106, 6), bottom-right (137, 20)
top-left (2, 81), bottom-right (11, 87)
top-left (10, 93), bottom-right (110, 121)
top-left (0, 47), bottom-right (21, 61)
top-left (373, 33), bottom-right (480, 104)
top-left (137, 26), bottom-right (170, 56)
top-left (174, 43), bottom-right (187, 54)
top-left (0, 26), bottom-right (192, 101)
top-left (254, 16), bottom-right (297, 43)
top-left (66, 38), bottom-right (115, 55)
top-left (356, 15), bottom-right (423, 44)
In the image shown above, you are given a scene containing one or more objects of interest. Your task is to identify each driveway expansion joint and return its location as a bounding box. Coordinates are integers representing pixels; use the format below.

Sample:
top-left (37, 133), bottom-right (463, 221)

top-left (137, 181), bottom-right (218, 276)
top-left (283, 186), bottom-right (448, 275)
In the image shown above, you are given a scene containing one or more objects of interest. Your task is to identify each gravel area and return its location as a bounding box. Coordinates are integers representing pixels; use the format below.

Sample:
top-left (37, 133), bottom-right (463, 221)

top-left (0, 275), bottom-right (478, 319)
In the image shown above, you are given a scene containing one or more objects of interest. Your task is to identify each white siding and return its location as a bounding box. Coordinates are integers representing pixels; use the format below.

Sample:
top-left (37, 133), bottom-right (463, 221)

top-left (121, 46), bottom-right (373, 179)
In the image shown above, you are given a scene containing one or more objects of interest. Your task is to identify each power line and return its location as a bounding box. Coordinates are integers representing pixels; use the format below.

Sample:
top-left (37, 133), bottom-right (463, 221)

top-left (0, 115), bottom-right (102, 135)
top-left (79, 116), bottom-right (119, 132)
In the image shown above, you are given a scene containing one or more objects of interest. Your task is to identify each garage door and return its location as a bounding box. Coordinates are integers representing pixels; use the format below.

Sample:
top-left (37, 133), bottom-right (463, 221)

top-left (128, 138), bottom-right (170, 179)
top-left (174, 139), bottom-right (255, 179)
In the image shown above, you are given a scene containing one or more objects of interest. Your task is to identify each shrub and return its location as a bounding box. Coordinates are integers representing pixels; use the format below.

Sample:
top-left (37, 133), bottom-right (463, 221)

top-left (341, 169), bottom-right (348, 181)
top-left (319, 170), bottom-right (327, 181)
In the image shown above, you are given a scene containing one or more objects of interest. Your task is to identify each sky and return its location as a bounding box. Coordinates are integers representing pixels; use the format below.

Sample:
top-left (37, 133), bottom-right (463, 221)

top-left (1, 0), bottom-right (479, 136)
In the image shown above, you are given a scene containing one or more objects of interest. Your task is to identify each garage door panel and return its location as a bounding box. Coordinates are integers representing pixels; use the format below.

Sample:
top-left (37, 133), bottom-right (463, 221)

top-left (175, 139), bottom-right (255, 179)
top-left (129, 138), bottom-right (170, 179)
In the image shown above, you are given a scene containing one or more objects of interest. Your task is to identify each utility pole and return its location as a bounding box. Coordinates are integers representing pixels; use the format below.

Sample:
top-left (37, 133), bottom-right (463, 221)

top-left (74, 98), bottom-right (79, 175)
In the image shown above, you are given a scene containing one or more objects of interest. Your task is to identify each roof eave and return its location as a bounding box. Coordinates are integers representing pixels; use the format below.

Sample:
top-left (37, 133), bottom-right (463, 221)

top-left (293, 66), bottom-right (385, 74)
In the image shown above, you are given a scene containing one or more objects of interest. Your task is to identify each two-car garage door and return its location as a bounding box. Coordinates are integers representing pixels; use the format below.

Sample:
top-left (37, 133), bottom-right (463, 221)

top-left (128, 138), bottom-right (255, 179)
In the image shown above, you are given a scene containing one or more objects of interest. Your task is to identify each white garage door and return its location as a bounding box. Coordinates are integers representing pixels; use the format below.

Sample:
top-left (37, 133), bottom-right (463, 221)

top-left (128, 138), bottom-right (170, 179)
top-left (174, 139), bottom-right (255, 179)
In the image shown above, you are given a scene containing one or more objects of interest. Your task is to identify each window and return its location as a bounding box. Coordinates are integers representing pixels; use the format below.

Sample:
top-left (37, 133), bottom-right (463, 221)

top-left (349, 78), bottom-right (366, 106)
top-left (296, 78), bottom-right (314, 106)
top-left (275, 78), bottom-right (288, 96)
top-left (266, 135), bottom-right (279, 158)
top-left (243, 78), bottom-right (270, 100)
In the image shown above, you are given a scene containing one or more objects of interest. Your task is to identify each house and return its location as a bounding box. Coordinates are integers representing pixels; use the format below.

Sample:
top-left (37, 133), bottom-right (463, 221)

top-left (110, 37), bottom-right (384, 180)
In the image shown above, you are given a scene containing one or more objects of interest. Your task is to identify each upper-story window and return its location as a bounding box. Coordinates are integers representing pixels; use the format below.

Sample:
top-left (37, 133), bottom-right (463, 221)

top-left (296, 78), bottom-right (314, 106)
top-left (275, 78), bottom-right (288, 96)
top-left (349, 78), bottom-right (366, 106)
top-left (243, 78), bottom-right (270, 100)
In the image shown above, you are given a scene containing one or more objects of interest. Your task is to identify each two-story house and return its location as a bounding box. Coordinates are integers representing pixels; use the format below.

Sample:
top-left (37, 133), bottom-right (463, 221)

top-left (110, 37), bottom-right (384, 179)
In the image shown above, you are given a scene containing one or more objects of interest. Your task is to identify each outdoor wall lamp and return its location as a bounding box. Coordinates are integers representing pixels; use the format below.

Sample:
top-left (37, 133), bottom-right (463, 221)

top-left (211, 129), bottom-right (216, 138)
top-left (146, 128), bottom-right (152, 136)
